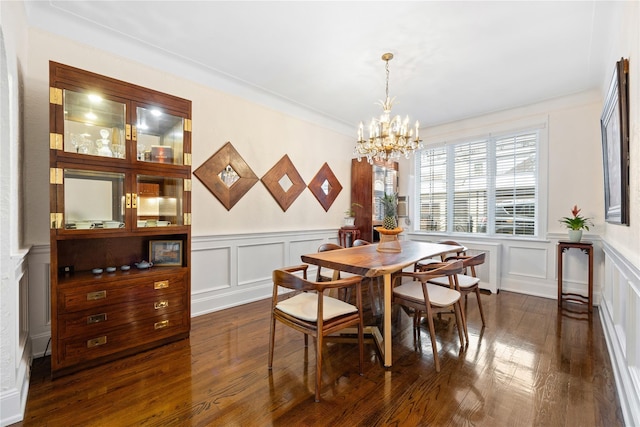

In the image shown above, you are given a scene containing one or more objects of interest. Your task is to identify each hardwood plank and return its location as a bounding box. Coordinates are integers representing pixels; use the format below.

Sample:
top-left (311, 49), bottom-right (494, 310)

top-left (15, 292), bottom-right (624, 426)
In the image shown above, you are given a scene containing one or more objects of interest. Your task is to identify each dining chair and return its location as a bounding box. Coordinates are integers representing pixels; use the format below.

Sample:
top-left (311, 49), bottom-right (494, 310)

top-left (392, 260), bottom-right (466, 372)
top-left (413, 240), bottom-right (467, 273)
top-left (315, 243), bottom-right (344, 282)
top-left (352, 239), bottom-right (383, 316)
top-left (315, 243), bottom-right (348, 300)
top-left (427, 252), bottom-right (487, 326)
top-left (268, 264), bottom-right (364, 402)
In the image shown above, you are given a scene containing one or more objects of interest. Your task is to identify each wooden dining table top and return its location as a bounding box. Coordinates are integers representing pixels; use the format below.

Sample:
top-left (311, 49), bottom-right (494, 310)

top-left (301, 240), bottom-right (464, 277)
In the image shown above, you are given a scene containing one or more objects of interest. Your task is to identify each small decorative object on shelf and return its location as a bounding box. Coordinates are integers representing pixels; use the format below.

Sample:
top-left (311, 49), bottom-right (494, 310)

top-left (559, 205), bottom-right (592, 242)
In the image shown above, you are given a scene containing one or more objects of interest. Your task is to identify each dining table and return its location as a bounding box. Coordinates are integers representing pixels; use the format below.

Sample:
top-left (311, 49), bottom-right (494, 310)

top-left (301, 239), bottom-right (464, 367)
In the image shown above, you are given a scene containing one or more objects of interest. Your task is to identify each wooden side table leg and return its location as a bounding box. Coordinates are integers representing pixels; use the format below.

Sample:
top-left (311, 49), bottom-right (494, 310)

top-left (557, 245), bottom-right (563, 307)
top-left (588, 247), bottom-right (593, 312)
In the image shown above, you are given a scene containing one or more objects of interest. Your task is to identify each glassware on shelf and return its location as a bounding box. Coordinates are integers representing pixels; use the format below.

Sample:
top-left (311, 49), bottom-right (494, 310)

top-left (96, 129), bottom-right (113, 157)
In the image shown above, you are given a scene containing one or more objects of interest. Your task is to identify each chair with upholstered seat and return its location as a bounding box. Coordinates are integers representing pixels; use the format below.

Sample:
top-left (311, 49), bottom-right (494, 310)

top-left (268, 264), bottom-right (364, 402)
top-left (392, 260), bottom-right (467, 372)
top-left (413, 239), bottom-right (467, 273)
top-left (315, 243), bottom-right (344, 282)
top-left (315, 243), bottom-right (351, 301)
top-left (427, 252), bottom-right (487, 326)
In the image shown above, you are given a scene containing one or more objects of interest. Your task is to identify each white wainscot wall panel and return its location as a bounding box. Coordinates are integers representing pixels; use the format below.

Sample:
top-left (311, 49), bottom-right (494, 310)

top-left (190, 229), bottom-right (339, 317)
top-left (238, 242), bottom-right (285, 286)
top-left (601, 240), bottom-right (640, 427)
top-left (26, 245), bottom-right (51, 358)
top-left (507, 246), bottom-right (547, 278)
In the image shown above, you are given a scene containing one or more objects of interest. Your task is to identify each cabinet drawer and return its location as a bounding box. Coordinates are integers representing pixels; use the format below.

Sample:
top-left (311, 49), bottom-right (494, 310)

top-left (57, 310), bottom-right (188, 366)
top-left (58, 271), bottom-right (186, 312)
top-left (57, 292), bottom-right (187, 338)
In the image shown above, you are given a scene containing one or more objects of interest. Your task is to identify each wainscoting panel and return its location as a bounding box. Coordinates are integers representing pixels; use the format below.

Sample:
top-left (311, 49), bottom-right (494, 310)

top-left (601, 240), bottom-right (640, 426)
top-left (238, 242), bottom-right (285, 286)
top-left (0, 249), bottom-right (31, 426)
top-left (190, 229), bottom-right (339, 317)
top-left (507, 245), bottom-right (547, 279)
top-left (192, 245), bottom-right (232, 293)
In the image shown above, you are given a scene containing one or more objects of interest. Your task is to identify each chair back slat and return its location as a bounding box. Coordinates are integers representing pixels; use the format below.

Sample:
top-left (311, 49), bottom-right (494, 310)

top-left (416, 259), bottom-right (463, 281)
top-left (273, 269), bottom-right (319, 292)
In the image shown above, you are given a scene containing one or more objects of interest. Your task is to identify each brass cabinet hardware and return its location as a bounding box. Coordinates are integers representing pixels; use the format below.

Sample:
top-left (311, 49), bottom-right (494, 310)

top-left (87, 290), bottom-right (106, 301)
top-left (184, 153), bottom-right (192, 166)
top-left (132, 193), bottom-right (137, 208)
top-left (154, 301), bottom-right (169, 309)
top-left (50, 213), bottom-right (63, 229)
top-left (87, 336), bottom-right (107, 348)
top-left (184, 118), bottom-right (192, 132)
top-left (184, 213), bottom-right (192, 225)
top-left (126, 193), bottom-right (132, 209)
top-left (49, 87), bottom-right (63, 105)
top-left (87, 313), bottom-right (107, 324)
top-left (154, 320), bottom-right (169, 330)
top-left (184, 179), bottom-right (192, 192)
top-left (154, 280), bottom-right (169, 289)
top-left (50, 168), bottom-right (63, 185)
top-left (125, 124), bottom-right (131, 140)
top-left (132, 125), bottom-right (137, 141)
top-left (50, 133), bottom-right (63, 150)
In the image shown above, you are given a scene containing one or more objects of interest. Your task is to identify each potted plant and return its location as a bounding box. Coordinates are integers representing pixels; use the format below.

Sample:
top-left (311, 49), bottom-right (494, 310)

top-left (559, 205), bottom-right (592, 242)
top-left (344, 203), bottom-right (362, 227)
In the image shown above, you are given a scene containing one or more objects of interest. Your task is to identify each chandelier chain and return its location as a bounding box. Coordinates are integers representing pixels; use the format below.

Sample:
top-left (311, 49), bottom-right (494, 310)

top-left (385, 59), bottom-right (390, 101)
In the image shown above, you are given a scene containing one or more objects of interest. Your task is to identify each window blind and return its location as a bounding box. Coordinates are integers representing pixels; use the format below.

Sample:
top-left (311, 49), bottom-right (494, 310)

top-left (417, 130), bottom-right (539, 237)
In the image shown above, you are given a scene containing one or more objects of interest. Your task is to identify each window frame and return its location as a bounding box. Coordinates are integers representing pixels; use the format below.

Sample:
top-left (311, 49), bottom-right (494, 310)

top-left (412, 122), bottom-right (548, 239)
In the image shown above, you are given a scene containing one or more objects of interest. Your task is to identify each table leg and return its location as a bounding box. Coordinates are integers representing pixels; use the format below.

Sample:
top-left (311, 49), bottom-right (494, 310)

top-left (383, 272), bottom-right (392, 367)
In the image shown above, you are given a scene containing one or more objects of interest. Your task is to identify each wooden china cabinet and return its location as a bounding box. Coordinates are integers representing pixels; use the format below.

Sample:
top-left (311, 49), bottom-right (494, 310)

top-left (49, 62), bottom-right (192, 377)
top-left (351, 158), bottom-right (398, 242)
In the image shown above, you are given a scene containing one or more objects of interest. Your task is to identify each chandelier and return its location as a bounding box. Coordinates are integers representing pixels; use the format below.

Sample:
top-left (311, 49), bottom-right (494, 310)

top-left (354, 53), bottom-right (422, 163)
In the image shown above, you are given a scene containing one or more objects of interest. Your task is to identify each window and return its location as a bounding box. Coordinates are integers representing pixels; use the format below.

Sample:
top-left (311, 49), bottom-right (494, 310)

top-left (417, 130), bottom-right (539, 237)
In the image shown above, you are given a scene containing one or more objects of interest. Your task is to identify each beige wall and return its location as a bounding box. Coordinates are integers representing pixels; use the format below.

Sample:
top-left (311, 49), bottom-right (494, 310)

top-left (22, 28), bottom-right (354, 246)
top-left (416, 89), bottom-right (605, 237)
top-left (601, 0), bottom-right (640, 268)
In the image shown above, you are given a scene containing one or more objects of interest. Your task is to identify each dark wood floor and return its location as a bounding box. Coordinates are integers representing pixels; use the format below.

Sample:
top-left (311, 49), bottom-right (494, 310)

top-left (17, 290), bottom-right (623, 426)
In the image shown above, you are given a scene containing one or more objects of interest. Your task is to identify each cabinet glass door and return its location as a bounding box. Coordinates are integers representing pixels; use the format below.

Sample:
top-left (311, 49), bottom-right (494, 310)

top-left (135, 106), bottom-right (184, 165)
top-left (63, 90), bottom-right (127, 158)
top-left (136, 174), bottom-right (184, 228)
top-left (63, 169), bottom-right (126, 229)
top-left (372, 165), bottom-right (397, 222)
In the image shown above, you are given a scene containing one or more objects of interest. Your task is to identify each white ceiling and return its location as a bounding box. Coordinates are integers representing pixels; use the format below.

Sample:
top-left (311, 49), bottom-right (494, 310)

top-left (23, 1), bottom-right (620, 135)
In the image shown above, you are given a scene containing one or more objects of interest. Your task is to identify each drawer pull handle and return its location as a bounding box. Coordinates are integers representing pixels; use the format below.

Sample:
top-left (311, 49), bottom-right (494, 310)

top-left (154, 320), bottom-right (169, 330)
top-left (155, 301), bottom-right (169, 309)
top-left (87, 290), bottom-right (106, 301)
top-left (87, 313), bottom-right (107, 324)
top-left (154, 280), bottom-right (169, 289)
top-left (87, 336), bottom-right (107, 348)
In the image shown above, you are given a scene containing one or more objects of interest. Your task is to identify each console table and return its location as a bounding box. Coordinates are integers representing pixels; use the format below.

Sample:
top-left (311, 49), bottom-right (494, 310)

top-left (557, 240), bottom-right (593, 312)
top-left (338, 227), bottom-right (360, 248)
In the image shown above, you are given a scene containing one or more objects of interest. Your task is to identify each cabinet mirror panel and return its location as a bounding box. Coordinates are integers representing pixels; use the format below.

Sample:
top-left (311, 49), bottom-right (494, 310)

top-left (64, 169), bottom-right (125, 229)
top-left (136, 175), bottom-right (184, 227)
top-left (63, 90), bottom-right (126, 158)
top-left (372, 165), bottom-right (397, 222)
top-left (136, 106), bottom-right (184, 165)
